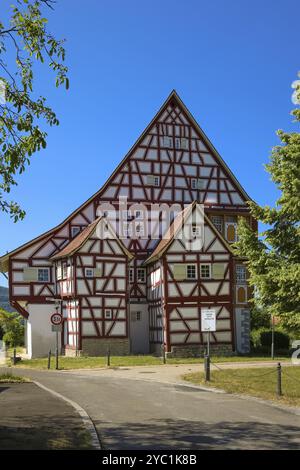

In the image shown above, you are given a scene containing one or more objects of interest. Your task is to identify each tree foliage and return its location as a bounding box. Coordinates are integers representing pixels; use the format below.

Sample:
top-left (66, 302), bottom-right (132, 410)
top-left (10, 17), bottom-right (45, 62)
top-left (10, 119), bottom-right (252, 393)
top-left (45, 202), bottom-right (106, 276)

top-left (0, 308), bottom-right (24, 346)
top-left (0, 0), bottom-right (68, 221)
top-left (235, 73), bottom-right (300, 332)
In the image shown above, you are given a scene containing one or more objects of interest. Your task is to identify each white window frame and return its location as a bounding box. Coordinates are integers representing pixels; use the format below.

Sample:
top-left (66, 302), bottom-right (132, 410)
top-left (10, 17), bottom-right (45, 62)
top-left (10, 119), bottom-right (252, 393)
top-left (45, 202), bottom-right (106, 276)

top-left (191, 178), bottom-right (204, 190)
top-left (236, 265), bottom-right (247, 283)
top-left (180, 138), bottom-right (189, 149)
top-left (186, 264), bottom-right (197, 280)
top-left (200, 264), bottom-right (211, 279)
top-left (153, 176), bottom-right (160, 187)
top-left (163, 136), bottom-right (173, 148)
top-left (134, 210), bottom-right (143, 219)
top-left (136, 311), bottom-right (142, 321)
top-left (211, 216), bottom-right (223, 233)
top-left (37, 268), bottom-right (50, 282)
top-left (56, 263), bottom-right (62, 280)
top-left (71, 226), bottom-right (81, 238)
top-left (62, 263), bottom-right (68, 279)
top-left (135, 223), bottom-right (144, 236)
top-left (85, 268), bottom-right (94, 278)
top-left (137, 268), bottom-right (146, 283)
top-left (175, 137), bottom-right (181, 149)
top-left (104, 309), bottom-right (112, 319)
top-left (191, 225), bottom-right (201, 237)
top-left (123, 222), bottom-right (132, 237)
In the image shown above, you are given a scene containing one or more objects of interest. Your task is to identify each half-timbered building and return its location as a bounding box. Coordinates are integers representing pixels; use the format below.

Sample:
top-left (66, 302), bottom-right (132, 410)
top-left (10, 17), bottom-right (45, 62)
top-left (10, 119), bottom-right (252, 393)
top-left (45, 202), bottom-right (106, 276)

top-left (0, 91), bottom-right (255, 357)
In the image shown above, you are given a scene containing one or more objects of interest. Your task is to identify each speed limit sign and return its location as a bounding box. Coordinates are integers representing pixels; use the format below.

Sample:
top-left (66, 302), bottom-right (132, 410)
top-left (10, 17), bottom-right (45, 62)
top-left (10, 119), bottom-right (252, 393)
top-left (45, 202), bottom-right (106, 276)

top-left (51, 312), bottom-right (62, 326)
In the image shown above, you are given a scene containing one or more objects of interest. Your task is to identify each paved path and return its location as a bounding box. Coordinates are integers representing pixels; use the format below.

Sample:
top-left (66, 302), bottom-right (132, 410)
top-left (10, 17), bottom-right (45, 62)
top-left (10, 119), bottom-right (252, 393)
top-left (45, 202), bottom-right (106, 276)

top-left (57, 360), bottom-right (292, 386)
top-left (3, 364), bottom-right (300, 450)
top-left (0, 382), bottom-right (93, 450)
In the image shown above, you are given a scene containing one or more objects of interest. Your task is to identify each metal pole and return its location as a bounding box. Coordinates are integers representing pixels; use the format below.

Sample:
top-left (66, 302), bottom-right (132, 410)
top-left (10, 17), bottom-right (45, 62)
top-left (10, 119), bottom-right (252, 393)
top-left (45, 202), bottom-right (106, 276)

top-left (277, 362), bottom-right (282, 397)
top-left (55, 331), bottom-right (59, 370)
top-left (162, 344), bottom-right (166, 364)
top-left (204, 354), bottom-right (211, 381)
top-left (207, 330), bottom-right (210, 358)
top-left (47, 350), bottom-right (51, 370)
top-left (13, 347), bottom-right (16, 366)
top-left (271, 316), bottom-right (275, 360)
top-left (107, 347), bottom-right (110, 367)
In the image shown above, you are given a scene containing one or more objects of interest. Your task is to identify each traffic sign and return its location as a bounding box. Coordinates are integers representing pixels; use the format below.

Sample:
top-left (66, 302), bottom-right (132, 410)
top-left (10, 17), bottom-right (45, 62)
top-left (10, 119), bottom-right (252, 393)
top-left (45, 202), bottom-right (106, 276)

top-left (201, 309), bottom-right (216, 332)
top-left (50, 312), bottom-right (62, 326)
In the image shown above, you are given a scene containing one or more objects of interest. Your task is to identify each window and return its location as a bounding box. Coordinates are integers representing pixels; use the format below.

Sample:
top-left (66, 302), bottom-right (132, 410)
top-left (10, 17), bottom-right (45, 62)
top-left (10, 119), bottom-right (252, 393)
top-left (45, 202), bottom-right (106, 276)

top-left (236, 265), bottom-right (247, 283)
top-left (163, 136), bottom-right (172, 148)
top-left (122, 210), bottom-right (132, 220)
top-left (137, 268), bottom-right (146, 283)
top-left (135, 224), bottom-right (144, 236)
top-left (175, 137), bottom-right (181, 149)
top-left (123, 222), bottom-right (132, 237)
top-left (38, 268), bottom-right (50, 282)
top-left (62, 263), bottom-right (68, 279)
top-left (200, 264), bottom-right (211, 279)
top-left (191, 225), bottom-right (201, 237)
top-left (71, 226), bottom-right (80, 238)
top-left (186, 264), bottom-right (197, 280)
top-left (225, 222), bottom-right (237, 242)
top-left (153, 176), bottom-right (160, 187)
top-left (180, 138), bottom-right (189, 149)
top-left (129, 268), bottom-right (134, 283)
top-left (135, 210), bottom-right (143, 219)
top-left (56, 264), bottom-right (62, 280)
top-left (136, 311), bottom-right (141, 321)
top-left (191, 178), bottom-right (204, 190)
top-left (85, 268), bottom-right (94, 278)
top-left (104, 309), bottom-right (112, 319)
top-left (211, 216), bottom-right (223, 233)
top-left (147, 175), bottom-right (160, 187)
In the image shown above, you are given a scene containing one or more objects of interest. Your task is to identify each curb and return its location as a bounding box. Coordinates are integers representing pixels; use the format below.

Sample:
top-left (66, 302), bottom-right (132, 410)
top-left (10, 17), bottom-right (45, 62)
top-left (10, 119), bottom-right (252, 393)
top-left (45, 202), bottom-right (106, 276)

top-left (33, 380), bottom-right (101, 450)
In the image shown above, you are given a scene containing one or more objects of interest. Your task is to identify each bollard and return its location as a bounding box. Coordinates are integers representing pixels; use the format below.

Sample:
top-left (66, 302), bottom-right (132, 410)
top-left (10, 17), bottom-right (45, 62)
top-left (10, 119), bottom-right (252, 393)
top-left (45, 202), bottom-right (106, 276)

top-left (47, 350), bottom-right (51, 370)
top-left (161, 344), bottom-right (166, 364)
top-left (277, 362), bottom-right (282, 397)
top-left (204, 354), bottom-right (211, 382)
top-left (107, 347), bottom-right (111, 367)
top-left (13, 348), bottom-right (17, 366)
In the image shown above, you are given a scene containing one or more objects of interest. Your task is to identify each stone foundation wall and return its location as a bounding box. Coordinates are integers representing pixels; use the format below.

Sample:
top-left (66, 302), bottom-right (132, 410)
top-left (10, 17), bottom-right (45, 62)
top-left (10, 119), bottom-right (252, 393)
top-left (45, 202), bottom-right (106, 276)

top-left (81, 338), bottom-right (130, 356)
top-left (167, 343), bottom-right (234, 358)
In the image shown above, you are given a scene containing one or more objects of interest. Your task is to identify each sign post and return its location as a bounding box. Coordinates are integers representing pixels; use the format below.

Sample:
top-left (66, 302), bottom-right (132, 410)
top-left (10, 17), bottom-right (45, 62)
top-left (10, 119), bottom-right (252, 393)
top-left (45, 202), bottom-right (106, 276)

top-left (201, 309), bottom-right (216, 381)
top-left (51, 311), bottom-right (62, 370)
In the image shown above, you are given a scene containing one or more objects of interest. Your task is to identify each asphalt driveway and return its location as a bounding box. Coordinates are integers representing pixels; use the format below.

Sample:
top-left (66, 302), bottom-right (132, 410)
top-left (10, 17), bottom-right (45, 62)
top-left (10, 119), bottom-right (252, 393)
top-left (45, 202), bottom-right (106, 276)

top-left (2, 366), bottom-right (300, 450)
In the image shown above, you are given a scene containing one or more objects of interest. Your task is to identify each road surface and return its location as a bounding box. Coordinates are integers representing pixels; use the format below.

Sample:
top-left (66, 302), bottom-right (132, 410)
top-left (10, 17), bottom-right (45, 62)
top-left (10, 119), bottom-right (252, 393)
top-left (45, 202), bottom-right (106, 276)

top-left (2, 366), bottom-right (300, 450)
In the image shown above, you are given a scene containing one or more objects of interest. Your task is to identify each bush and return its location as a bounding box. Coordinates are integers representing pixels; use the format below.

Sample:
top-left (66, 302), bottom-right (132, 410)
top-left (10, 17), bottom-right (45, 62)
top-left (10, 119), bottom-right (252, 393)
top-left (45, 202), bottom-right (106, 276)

top-left (0, 309), bottom-right (24, 347)
top-left (251, 328), bottom-right (290, 350)
top-left (250, 307), bottom-right (271, 330)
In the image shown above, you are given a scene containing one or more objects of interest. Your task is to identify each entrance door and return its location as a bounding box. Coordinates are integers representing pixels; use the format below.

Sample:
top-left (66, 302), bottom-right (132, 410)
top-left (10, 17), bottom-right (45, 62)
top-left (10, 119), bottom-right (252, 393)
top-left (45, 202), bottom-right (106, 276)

top-left (129, 304), bottom-right (149, 354)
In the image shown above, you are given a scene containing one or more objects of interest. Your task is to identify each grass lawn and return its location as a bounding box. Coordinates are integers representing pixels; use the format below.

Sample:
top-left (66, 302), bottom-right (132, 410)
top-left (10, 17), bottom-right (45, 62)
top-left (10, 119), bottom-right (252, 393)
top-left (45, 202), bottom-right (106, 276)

top-left (183, 366), bottom-right (300, 407)
top-left (11, 354), bottom-right (289, 370)
top-left (0, 373), bottom-right (29, 383)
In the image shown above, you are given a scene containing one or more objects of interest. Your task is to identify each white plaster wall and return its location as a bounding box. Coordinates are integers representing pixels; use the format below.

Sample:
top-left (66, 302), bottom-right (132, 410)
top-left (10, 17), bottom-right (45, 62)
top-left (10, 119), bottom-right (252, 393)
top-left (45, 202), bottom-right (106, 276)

top-left (27, 304), bottom-right (62, 358)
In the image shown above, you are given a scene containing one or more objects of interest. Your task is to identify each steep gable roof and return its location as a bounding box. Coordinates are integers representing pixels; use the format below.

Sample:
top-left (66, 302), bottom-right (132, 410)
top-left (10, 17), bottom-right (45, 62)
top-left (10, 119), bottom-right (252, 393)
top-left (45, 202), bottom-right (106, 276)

top-left (50, 217), bottom-right (133, 261)
top-left (0, 90), bottom-right (251, 271)
top-left (144, 201), bottom-right (233, 265)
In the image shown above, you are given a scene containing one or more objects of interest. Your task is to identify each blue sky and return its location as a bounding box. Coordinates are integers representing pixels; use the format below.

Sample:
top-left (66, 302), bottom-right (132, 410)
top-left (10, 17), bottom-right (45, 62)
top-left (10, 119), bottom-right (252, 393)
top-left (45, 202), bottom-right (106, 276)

top-left (0, 0), bottom-right (299, 286)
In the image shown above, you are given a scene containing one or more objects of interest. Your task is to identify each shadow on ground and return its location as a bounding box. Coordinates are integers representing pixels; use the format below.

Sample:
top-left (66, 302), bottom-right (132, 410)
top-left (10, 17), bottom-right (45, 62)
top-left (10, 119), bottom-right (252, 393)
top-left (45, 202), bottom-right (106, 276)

top-left (96, 419), bottom-right (300, 450)
top-left (0, 383), bottom-right (93, 450)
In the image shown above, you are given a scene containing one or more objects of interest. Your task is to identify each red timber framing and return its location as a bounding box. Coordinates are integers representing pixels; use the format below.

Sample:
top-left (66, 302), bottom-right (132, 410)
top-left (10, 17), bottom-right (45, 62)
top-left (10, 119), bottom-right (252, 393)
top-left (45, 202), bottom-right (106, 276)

top-left (0, 90), bottom-right (254, 355)
top-left (145, 202), bottom-right (241, 352)
top-left (51, 218), bottom-right (133, 350)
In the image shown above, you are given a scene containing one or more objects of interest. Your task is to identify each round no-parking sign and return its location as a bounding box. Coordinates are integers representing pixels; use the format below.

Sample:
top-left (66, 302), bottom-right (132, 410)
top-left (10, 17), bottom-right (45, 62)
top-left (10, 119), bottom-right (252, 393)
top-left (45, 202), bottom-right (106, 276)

top-left (50, 312), bottom-right (62, 326)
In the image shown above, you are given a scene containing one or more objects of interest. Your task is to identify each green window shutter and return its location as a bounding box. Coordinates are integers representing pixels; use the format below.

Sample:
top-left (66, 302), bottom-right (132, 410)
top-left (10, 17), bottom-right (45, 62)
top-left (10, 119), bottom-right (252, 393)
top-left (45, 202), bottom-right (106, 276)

top-left (94, 268), bottom-right (102, 277)
top-left (212, 263), bottom-right (225, 279)
top-left (23, 268), bottom-right (38, 281)
top-left (146, 175), bottom-right (155, 185)
top-left (173, 264), bottom-right (186, 280)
